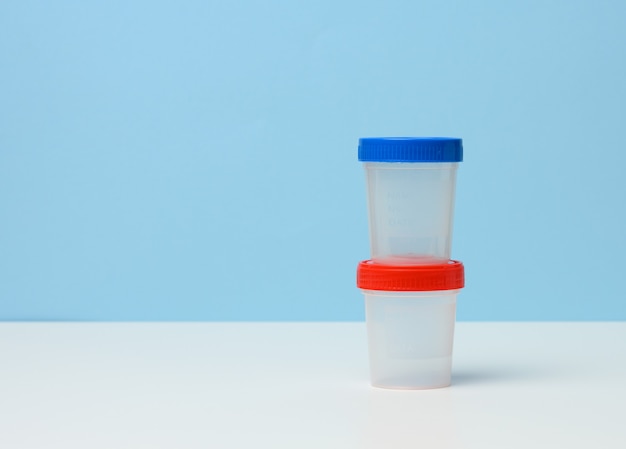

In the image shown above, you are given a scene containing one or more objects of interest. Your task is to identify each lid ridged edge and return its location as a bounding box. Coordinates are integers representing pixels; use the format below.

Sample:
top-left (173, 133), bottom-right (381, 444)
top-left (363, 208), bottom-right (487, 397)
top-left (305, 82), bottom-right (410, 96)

top-left (357, 260), bottom-right (465, 291)
top-left (358, 137), bottom-right (463, 163)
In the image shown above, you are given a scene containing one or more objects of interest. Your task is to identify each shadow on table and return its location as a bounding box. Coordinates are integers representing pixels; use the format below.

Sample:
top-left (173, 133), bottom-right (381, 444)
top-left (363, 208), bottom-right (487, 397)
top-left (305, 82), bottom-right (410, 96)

top-left (451, 368), bottom-right (535, 386)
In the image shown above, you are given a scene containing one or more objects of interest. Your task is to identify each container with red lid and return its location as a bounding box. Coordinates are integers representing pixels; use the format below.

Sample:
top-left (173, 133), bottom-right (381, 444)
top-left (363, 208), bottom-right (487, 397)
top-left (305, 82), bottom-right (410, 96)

top-left (357, 260), bottom-right (465, 389)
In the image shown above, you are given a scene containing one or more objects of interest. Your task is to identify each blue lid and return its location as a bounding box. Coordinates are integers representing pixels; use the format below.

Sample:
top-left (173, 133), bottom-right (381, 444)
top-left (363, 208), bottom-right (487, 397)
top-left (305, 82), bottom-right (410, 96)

top-left (358, 137), bottom-right (463, 162)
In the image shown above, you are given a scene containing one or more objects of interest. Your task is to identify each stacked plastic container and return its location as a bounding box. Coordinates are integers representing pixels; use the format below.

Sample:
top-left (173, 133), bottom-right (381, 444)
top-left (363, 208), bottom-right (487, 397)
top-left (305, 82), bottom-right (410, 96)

top-left (356, 137), bottom-right (465, 389)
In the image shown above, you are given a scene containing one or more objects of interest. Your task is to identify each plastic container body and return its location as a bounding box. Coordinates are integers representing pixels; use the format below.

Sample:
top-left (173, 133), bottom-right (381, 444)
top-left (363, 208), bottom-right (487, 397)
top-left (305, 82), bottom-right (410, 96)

top-left (363, 288), bottom-right (458, 389)
top-left (364, 162), bottom-right (458, 264)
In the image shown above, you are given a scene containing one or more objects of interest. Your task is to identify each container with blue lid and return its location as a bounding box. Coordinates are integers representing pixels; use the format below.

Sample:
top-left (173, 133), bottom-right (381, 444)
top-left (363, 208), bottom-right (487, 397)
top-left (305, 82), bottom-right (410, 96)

top-left (359, 137), bottom-right (463, 265)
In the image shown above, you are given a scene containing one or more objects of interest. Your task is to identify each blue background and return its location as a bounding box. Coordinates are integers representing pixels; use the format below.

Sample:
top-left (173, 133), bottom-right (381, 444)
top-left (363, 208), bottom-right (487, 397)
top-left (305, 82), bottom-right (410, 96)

top-left (1, 0), bottom-right (625, 321)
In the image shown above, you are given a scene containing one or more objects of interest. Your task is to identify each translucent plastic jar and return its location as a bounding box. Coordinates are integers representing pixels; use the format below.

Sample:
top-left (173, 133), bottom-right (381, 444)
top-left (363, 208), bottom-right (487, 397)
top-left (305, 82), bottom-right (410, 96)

top-left (357, 260), bottom-right (465, 389)
top-left (359, 137), bottom-right (462, 265)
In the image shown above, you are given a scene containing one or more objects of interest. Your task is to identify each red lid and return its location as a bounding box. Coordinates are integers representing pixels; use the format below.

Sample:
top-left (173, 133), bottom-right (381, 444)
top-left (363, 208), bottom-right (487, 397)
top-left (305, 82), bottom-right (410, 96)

top-left (357, 260), bottom-right (465, 291)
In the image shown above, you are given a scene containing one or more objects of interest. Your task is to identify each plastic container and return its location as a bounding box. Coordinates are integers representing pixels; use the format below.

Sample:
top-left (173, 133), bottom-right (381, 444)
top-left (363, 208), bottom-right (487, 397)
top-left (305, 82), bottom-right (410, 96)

top-left (359, 137), bottom-right (463, 265)
top-left (357, 260), bottom-right (464, 389)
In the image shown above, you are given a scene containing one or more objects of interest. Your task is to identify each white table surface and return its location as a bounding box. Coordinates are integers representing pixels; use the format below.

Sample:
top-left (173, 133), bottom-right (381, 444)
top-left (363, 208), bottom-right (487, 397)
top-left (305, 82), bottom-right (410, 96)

top-left (1, 322), bottom-right (625, 449)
